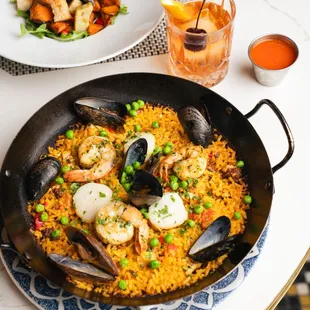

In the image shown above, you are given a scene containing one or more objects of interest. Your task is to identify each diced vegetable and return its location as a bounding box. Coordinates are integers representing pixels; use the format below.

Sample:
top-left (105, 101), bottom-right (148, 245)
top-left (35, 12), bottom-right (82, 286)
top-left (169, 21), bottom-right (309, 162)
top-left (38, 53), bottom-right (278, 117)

top-left (17, 0), bottom-right (33, 11)
top-left (49, 22), bottom-right (69, 34)
top-left (75, 3), bottom-right (94, 32)
top-left (30, 2), bottom-right (53, 23)
top-left (87, 23), bottom-right (104, 35)
top-left (101, 5), bottom-right (119, 15)
top-left (93, 0), bottom-right (101, 12)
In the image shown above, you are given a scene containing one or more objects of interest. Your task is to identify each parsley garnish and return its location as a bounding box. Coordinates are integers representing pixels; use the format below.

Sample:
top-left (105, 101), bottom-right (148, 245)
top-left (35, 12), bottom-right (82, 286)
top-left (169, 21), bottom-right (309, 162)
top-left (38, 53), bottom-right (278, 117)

top-left (99, 192), bottom-right (106, 198)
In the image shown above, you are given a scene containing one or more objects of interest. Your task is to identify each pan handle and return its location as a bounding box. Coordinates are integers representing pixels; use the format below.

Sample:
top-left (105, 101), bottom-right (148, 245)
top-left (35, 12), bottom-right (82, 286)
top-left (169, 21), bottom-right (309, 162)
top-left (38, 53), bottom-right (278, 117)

top-left (245, 99), bottom-right (295, 174)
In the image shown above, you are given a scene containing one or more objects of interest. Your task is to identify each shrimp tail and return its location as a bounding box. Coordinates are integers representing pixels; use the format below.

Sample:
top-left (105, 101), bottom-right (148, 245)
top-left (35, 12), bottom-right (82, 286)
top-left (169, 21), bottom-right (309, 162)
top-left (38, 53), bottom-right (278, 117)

top-left (135, 221), bottom-right (149, 254)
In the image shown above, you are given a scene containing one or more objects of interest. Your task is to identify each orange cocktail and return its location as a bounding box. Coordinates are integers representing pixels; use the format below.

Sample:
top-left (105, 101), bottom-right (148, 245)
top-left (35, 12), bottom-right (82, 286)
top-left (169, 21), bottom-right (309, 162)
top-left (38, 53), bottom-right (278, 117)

top-left (162, 0), bottom-right (236, 87)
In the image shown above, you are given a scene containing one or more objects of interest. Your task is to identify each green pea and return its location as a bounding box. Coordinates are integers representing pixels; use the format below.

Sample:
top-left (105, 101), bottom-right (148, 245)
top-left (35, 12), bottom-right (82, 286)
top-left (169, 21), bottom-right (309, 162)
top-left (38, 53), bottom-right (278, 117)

top-left (164, 233), bottom-right (173, 244)
top-left (131, 101), bottom-right (140, 111)
top-left (163, 145), bottom-right (172, 155)
top-left (55, 177), bottom-right (64, 185)
top-left (60, 216), bottom-right (69, 225)
top-left (149, 260), bottom-right (160, 269)
top-left (153, 146), bottom-right (162, 154)
top-left (143, 212), bottom-right (149, 219)
top-left (51, 230), bottom-right (60, 239)
top-left (165, 142), bottom-right (173, 148)
top-left (132, 161), bottom-right (141, 170)
top-left (99, 130), bottom-right (108, 137)
top-left (137, 100), bottom-right (145, 108)
top-left (204, 202), bottom-right (212, 209)
top-left (180, 180), bottom-right (188, 189)
top-left (170, 175), bottom-right (178, 182)
top-left (35, 204), bottom-right (45, 213)
top-left (125, 104), bottom-right (131, 112)
top-left (187, 219), bottom-right (195, 228)
top-left (118, 280), bottom-right (127, 290)
top-left (129, 110), bottom-right (137, 117)
top-left (123, 183), bottom-right (131, 191)
top-left (134, 124), bottom-right (141, 132)
top-left (61, 165), bottom-right (70, 174)
top-left (124, 165), bottom-right (134, 175)
top-left (65, 130), bottom-right (74, 139)
top-left (152, 121), bottom-right (160, 128)
top-left (236, 160), bottom-right (244, 168)
top-left (244, 195), bottom-right (252, 204)
top-left (150, 237), bottom-right (160, 248)
top-left (119, 258), bottom-right (128, 268)
top-left (234, 211), bottom-right (242, 220)
top-left (40, 212), bottom-right (48, 222)
top-left (170, 181), bottom-right (179, 191)
top-left (121, 172), bottom-right (127, 184)
top-left (194, 205), bottom-right (204, 214)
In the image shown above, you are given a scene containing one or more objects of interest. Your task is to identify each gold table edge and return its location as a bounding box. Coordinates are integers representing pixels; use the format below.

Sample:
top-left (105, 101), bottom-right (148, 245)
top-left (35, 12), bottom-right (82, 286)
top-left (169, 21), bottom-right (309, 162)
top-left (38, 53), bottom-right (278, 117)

top-left (266, 247), bottom-right (310, 310)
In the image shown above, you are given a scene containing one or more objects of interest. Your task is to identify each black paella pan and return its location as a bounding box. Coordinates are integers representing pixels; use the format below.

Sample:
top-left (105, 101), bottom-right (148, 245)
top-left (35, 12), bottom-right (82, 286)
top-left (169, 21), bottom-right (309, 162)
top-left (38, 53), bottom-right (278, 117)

top-left (0, 73), bottom-right (294, 306)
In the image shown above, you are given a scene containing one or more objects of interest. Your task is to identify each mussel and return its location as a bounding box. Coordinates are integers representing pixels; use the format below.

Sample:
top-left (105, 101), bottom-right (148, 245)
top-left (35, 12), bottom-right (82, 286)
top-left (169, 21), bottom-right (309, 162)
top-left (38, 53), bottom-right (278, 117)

top-left (177, 106), bottom-right (213, 147)
top-left (144, 151), bottom-right (162, 175)
top-left (74, 97), bottom-right (127, 127)
top-left (65, 227), bottom-right (118, 276)
top-left (121, 138), bottom-right (147, 177)
top-left (26, 156), bottom-right (61, 201)
top-left (128, 170), bottom-right (163, 208)
top-left (189, 216), bottom-right (240, 262)
top-left (48, 254), bottom-right (115, 285)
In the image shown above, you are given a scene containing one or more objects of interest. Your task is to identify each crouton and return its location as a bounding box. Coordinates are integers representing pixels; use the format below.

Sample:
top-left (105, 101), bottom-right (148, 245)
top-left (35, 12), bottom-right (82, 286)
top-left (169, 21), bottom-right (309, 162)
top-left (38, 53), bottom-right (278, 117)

top-left (75, 2), bottom-right (93, 32)
top-left (68, 0), bottom-right (82, 14)
top-left (44, 0), bottom-right (72, 22)
top-left (17, 0), bottom-right (33, 11)
top-left (93, 0), bottom-right (101, 12)
top-left (49, 22), bottom-right (69, 33)
top-left (87, 23), bottom-right (104, 35)
top-left (30, 2), bottom-right (53, 23)
top-left (101, 5), bottom-right (119, 15)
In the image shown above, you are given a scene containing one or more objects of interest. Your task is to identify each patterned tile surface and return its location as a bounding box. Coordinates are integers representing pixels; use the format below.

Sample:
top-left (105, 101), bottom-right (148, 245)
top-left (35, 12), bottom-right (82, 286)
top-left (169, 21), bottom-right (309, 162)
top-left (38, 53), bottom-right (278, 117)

top-left (277, 254), bottom-right (310, 310)
top-left (0, 19), bottom-right (168, 76)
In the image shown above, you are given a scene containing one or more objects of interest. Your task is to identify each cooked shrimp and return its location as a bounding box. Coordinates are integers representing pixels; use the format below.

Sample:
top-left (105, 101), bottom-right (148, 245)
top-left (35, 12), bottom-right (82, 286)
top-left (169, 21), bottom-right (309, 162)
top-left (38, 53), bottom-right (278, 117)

top-left (159, 145), bottom-right (207, 181)
top-left (64, 136), bottom-right (116, 182)
top-left (95, 201), bottom-right (149, 254)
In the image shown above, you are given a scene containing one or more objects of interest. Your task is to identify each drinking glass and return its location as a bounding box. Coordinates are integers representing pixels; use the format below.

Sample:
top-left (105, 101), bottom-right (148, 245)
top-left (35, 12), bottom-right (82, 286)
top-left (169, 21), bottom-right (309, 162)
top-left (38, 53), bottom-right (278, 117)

top-left (165, 0), bottom-right (236, 87)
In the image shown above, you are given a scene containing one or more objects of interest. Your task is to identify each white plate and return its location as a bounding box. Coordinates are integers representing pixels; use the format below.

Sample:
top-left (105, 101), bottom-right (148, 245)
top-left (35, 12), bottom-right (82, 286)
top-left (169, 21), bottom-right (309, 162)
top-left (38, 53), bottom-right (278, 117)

top-left (0, 0), bottom-right (164, 68)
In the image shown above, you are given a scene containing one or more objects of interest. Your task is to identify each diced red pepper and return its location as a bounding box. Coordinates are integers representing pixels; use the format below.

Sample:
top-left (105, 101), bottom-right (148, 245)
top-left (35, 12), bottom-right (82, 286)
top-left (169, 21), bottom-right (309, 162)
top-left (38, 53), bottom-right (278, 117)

top-left (158, 236), bottom-right (165, 244)
top-left (167, 244), bottom-right (178, 252)
top-left (61, 30), bottom-right (69, 36)
top-left (208, 152), bottom-right (214, 159)
top-left (95, 18), bottom-right (104, 25)
top-left (34, 214), bottom-right (44, 230)
top-left (106, 127), bottom-right (115, 133)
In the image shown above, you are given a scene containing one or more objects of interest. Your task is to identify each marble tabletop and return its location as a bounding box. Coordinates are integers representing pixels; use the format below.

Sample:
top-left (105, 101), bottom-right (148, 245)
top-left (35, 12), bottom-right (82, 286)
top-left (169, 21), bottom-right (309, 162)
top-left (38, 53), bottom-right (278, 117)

top-left (0, 0), bottom-right (310, 309)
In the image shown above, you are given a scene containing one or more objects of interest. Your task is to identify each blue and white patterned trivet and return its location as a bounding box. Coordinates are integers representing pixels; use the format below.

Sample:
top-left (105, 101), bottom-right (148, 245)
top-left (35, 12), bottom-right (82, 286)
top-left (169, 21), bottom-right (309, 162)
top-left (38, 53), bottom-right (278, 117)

top-left (0, 224), bottom-right (268, 310)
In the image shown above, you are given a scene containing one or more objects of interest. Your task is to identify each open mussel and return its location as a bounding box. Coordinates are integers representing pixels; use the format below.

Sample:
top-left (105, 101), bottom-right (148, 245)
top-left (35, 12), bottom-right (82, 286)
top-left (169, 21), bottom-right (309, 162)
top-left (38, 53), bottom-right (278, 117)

top-left (144, 151), bottom-right (162, 175)
top-left (74, 97), bottom-right (127, 127)
top-left (48, 254), bottom-right (115, 285)
top-left (178, 106), bottom-right (213, 147)
top-left (189, 216), bottom-right (240, 262)
top-left (65, 227), bottom-right (118, 276)
top-left (128, 170), bottom-right (163, 208)
top-left (26, 156), bottom-right (61, 201)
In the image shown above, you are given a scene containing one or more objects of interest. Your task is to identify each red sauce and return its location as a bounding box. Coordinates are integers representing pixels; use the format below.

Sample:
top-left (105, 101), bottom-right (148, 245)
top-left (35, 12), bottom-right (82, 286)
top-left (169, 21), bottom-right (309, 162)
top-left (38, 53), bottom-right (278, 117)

top-left (250, 39), bottom-right (297, 70)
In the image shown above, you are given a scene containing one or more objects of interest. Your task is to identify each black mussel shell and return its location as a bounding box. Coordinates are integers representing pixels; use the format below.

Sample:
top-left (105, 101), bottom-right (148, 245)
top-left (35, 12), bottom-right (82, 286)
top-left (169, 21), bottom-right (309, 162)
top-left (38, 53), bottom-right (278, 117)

top-left (65, 227), bottom-right (119, 276)
top-left (26, 156), bottom-right (61, 201)
top-left (184, 28), bottom-right (208, 52)
top-left (48, 254), bottom-right (115, 285)
top-left (144, 151), bottom-right (162, 175)
top-left (189, 234), bottom-right (241, 262)
top-left (189, 216), bottom-right (230, 256)
top-left (74, 97), bottom-right (127, 127)
top-left (128, 170), bottom-right (163, 208)
top-left (178, 105), bottom-right (213, 147)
